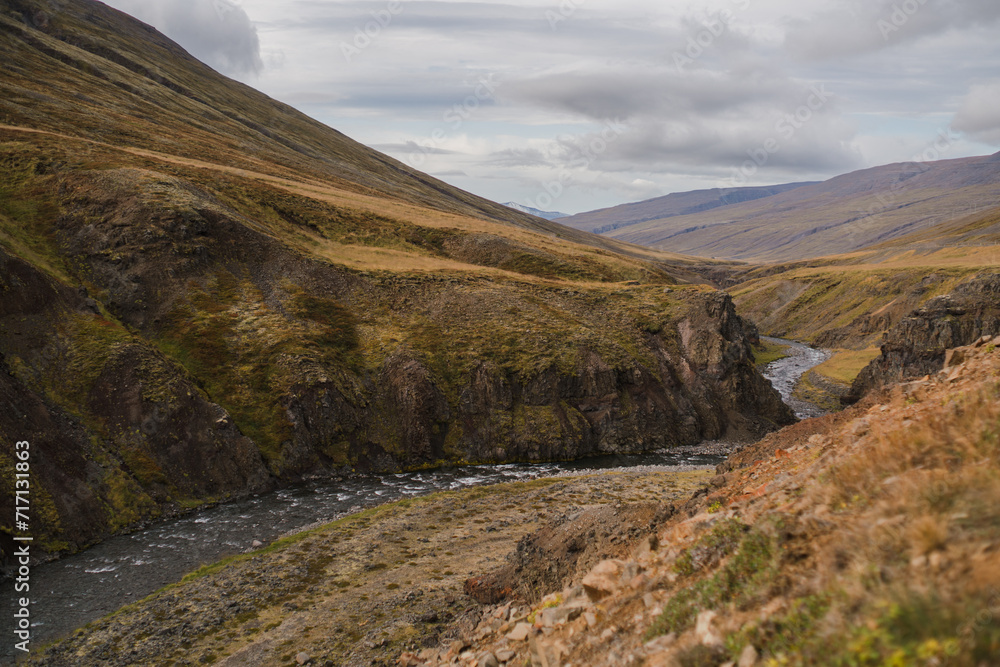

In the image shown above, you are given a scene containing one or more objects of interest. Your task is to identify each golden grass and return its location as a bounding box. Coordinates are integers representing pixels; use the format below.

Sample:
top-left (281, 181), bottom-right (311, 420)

top-left (811, 348), bottom-right (881, 385)
top-left (0, 124), bottom-right (701, 280)
top-left (824, 376), bottom-right (1000, 519)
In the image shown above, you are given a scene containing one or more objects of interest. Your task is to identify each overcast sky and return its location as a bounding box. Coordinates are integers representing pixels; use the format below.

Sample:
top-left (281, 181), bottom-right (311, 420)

top-left (102, 0), bottom-right (1000, 214)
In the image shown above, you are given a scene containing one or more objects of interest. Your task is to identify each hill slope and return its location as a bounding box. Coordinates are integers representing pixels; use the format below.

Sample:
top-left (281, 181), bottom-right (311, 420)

top-left (558, 182), bottom-right (815, 235)
top-left (0, 0), bottom-right (791, 557)
top-left (579, 156), bottom-right (1000, 261)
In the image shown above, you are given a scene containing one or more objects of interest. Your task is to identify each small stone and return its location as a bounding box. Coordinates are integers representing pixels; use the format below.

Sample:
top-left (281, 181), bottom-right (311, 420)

top-left (644, 633), bottom-right (676, 651)
top-left (479, 652), bottom-right (500, 667)
top-left (643, 593), bottom-right (656, 608)
top-left (695, 610), bottom-right (724, 648)
top-left (528, 636), bottom-right (566, 667)
top-left (295, 652), bottom-right (311, 665)
top-left (397, 653), bottom-right (420, 667)
top-left (495, 649), bottom-right (516, 663)
top-left (584, 612), bottom-right (598, 628)
top-left (453, 640), bottom-right (468, 653)
top-left (538, 605), bottom-right (581, 627)
top-left (582, 560), bottom-right (627, 601)
top-left (944, 347), bottom-right (967, 368)
top-left (562, 585), bottom-right (589, 607)
top-left (251, 540), bottom-right (264, 548)
top-left (738, 644), bottom-right (759, 667)
top-left (600, 627), bottom-right (616, 641)
top-left (506, 622), bottom-right (533, 641)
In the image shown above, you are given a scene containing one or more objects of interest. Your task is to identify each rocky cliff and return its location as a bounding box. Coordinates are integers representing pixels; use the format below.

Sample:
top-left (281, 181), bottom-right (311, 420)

top-left (848, 273), bottom-right (1000, 400)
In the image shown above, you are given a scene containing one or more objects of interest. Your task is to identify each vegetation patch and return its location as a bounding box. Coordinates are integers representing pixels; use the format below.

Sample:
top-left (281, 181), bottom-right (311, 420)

top-left (753, 339), bottom-right (792, 367)
top-left (648, 522), bottom-right (780, 639)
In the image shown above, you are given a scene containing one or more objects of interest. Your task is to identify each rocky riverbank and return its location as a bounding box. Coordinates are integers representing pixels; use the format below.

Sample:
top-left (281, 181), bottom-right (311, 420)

top-left (25, 468), bottom-right (713, 666)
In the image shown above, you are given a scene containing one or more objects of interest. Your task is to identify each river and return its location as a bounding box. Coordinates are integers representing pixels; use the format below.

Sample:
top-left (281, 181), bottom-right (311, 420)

top-left (760, 336), bottom-right (832, 419)
top-left (6, 338), bottom-right (828, 653)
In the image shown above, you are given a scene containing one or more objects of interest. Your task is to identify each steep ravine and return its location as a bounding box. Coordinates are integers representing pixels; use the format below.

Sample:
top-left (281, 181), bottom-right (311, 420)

top-left (0, 156), bottom-right (794, 561)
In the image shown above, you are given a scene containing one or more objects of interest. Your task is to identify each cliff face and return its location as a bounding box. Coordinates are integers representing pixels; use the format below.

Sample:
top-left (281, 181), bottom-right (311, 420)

top-left (849, 273), bottom-right (1000, 399)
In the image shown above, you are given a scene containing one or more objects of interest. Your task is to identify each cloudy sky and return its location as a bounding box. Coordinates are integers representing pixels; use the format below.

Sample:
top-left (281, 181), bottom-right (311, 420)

top-left (103, 0), bottom-right (1000, 214)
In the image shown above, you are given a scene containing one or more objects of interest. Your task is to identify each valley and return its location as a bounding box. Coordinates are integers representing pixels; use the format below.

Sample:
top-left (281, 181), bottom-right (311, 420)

top-left (2, 1), bottom-right (1000, 666)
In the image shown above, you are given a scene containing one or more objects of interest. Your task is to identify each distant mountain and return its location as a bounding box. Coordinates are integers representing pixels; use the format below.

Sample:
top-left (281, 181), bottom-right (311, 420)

top-left (503, 202), bottom-right (569, 220)
top-left (582, 155), bottom-right (1000, 262)
top-left (558, 183), bottom-right (817, 234)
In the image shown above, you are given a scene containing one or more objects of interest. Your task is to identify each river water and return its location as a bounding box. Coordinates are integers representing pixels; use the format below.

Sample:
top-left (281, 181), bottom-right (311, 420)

top-left (760, 337), bottom-right (832, 419)
top-left (7, 338), bottom-right (827, 653)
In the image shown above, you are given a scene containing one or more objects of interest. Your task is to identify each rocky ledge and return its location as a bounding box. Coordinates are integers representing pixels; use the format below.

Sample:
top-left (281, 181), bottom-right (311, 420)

top-left (848, 272), bottom-right (1000, 401)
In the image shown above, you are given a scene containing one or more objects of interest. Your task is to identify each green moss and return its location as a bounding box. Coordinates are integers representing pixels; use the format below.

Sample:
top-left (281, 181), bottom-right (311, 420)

top-left (120, 447), bottom-right (170, 487)
top-left (102, 469), bottom-right (158, 532)
top-left (672, 518), bottom-right (747, 577)
top-left (63, 314), bottom-right (136, 409)
top-left (285, 291), bottom-right (359, 357)
top-left (648, 523), bottom-right (779, 639)
top-left (0, 144), bottom-right (73, 283)
top-left (753, 339), bottom-right (791, 367)
top-left (726, 594), bottom-right (831, 661)
top-left (780, 592), bottom-right (999, 667)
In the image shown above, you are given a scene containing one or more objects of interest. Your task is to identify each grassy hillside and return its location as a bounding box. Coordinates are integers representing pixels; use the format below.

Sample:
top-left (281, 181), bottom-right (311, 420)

top-left (725, 204), bottom-right (1000, 349)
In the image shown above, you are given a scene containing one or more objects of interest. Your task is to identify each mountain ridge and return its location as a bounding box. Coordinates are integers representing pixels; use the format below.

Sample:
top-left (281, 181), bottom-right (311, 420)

top-left (559, 182), bottom-right (817, 235)
top-left (563, 155), bottom-right (1000, 262)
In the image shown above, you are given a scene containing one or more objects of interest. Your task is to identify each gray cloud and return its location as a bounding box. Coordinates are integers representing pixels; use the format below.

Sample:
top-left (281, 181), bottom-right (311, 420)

top-left (105, 0), bottom-right (263, 75)
top-left (953, 82), bottom-right (1000, 144)
top-left (785, 0), bottom-right (1000, 60)
top-left (500, 64), bottom-right (861, 177)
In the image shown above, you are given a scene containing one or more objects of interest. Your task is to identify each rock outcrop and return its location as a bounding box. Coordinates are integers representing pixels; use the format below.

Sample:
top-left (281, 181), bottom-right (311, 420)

top-left (848, 273), bottom-right (1000, 400)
